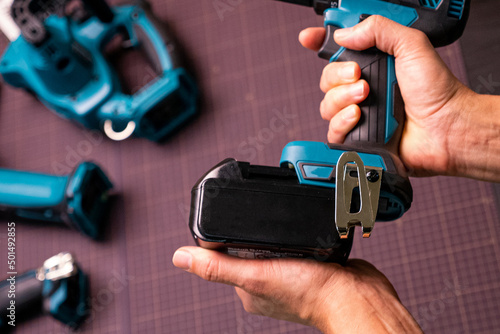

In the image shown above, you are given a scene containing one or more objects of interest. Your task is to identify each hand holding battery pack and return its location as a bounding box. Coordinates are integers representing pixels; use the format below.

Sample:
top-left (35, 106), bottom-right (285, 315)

top-left (173, 247), bottom-right (423, 333)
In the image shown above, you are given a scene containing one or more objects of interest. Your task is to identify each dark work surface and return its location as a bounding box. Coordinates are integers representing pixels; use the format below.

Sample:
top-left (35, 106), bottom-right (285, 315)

top-left (460, 0), bottom-right (500, 212)
top-left (461, 0), bottom-right (500, 91)
top-left (0, 1), bottom-right (499, 333)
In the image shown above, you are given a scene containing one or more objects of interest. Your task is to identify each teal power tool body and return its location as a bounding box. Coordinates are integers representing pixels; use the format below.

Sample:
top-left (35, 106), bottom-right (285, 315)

top-left (0, 0), bottom-right (198, 142)
top-left (0, 253), bottom-right (89, 330)
top-left (189, 0), bottom-right (470, 262)
top-left (0, 162), bottom-right (112, 239)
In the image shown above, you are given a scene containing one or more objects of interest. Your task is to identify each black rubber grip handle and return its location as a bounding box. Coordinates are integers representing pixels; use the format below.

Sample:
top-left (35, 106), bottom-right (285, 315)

top-left (319, 24), bottom-right (405, 155)
top-left (338, 49), bottom-right (405, 154)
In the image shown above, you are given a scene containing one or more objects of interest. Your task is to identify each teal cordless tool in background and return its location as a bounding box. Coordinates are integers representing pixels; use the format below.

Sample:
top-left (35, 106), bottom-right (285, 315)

top-left (0, 253), bottom-right (89, 330)
top-left (0, 162), bottom-right (113, 239)
top-left (0, 0), bottom-right (198, 142)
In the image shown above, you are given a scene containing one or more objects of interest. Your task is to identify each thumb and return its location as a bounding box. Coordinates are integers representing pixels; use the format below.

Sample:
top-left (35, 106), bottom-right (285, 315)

top-left (299, 27), bottom-right (326, 51)
top-left (333, 15), bottom-right (434, 59)
top-left (173, 246), bottom-right (270, 289)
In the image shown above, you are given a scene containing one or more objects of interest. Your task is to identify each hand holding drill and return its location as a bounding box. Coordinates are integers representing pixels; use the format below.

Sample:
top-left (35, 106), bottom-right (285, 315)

top-left (300, 15), bottom-right (500, 182)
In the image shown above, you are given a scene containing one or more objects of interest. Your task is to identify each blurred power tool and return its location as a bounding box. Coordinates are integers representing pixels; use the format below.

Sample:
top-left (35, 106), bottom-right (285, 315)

top-left (0, 252), bottom-right (89, 330)
top-left (0, 162), bottom-right (113, 239)
top-left (190, 0), bottom-right (471, 262)
top-left (0, 0), bottom-right (198, 142)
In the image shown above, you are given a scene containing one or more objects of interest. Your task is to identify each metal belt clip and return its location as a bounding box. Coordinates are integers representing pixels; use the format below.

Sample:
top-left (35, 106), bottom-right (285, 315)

top-left (36, 252), bottom-right (78, 281)
top-left (335, 151), bottom-right (383, 239)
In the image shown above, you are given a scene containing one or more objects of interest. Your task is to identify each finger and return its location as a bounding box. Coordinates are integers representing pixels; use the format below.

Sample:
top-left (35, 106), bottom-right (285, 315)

top-left (320, 80), bottom-right (369, 120)
top-left (173, 247), bottom-right (338, 297)
top-left (299, 27), bottom-right (326, 51)
top-left (235, 287), bottom-right (248, 300)
top-left (320, 62), bottom-right (361, 93)
top-left (327, 105), bottom-right (361, 144)
top-left (235, 287), bottom-right (278, 317)
top-left (174, 246), bottom-right (295, 294)
top-left (333, 15), bottom-right (434, 59)
top-left (173, 246), bottom-right (258, 287)
top-left (234, 287), bottom-right (259, 314)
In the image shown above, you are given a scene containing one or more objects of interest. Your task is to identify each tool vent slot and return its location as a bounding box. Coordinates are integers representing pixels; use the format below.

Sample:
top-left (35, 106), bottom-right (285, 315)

top-left (419, 0), bottom-right (441, 9)
top-left (448, 0), bottom-right (464, 18)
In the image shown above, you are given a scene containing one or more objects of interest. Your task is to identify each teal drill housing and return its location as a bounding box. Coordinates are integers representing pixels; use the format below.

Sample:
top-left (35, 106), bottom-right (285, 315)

top-left (0, 0), bottom-right (198, 142)
top-left (0, 162), bottom-right (113, 239)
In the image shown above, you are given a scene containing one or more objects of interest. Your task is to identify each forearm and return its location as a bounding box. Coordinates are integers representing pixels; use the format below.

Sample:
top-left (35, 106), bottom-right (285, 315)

top-left (447, 89), bottom-right (500, 182)
top-left (315, 286), bottom-right (422, 334)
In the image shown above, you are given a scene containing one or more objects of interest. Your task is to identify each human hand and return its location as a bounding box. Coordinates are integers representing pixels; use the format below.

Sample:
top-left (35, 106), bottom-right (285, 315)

top-left (299, 15), bottom-right (484, 178)
top-left (173, 247), bottom-right (422, 333)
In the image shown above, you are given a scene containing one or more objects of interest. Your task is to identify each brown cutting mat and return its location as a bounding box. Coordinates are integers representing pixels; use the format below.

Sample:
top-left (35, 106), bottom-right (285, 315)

top-left (0, 1), bottom-right (499, 333)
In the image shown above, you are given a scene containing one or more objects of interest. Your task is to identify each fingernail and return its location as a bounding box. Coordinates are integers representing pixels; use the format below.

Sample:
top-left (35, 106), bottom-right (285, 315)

top-left (343, 106), bottom-right (358, 121)
top-left (340, 64), bottom-right (355, 79)
top-left (320, 100), bottom-right (325, 113)
top-left (298, 30), bottom-right (306, 42)
top-left (173, 250), bottom-right (192, 270)
top-left (353, 82), bottom-right (365, 98)
top-left (334, 27), bottom-right (352, 39)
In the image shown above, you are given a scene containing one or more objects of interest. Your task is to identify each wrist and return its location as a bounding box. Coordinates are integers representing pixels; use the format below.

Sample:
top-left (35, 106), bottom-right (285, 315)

top-left (446, 89), bottom-right (500, 181)
top-left (314, 283), bottom-right (421, 334)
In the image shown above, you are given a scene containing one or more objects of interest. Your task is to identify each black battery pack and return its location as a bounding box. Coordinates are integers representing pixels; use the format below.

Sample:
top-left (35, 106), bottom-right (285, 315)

top-left (189, 158), bottom-right (411, 263)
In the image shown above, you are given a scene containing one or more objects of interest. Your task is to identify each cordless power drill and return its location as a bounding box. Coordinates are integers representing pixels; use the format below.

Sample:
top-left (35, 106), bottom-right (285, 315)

top-left (0, 0), bottom-right (198, 142)
top-left (189, 0), bottom-right (470, 262)
top-left (0, 162), bottom-right (113, 239)
top-left (0, 253), bottom-right (89, 330)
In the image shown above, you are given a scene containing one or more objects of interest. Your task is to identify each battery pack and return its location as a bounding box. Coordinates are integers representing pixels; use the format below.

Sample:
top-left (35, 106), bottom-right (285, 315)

top-left (189, 159), bottom-right (356, 262)
top-left (189, 157), bottom-right (412, 263)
